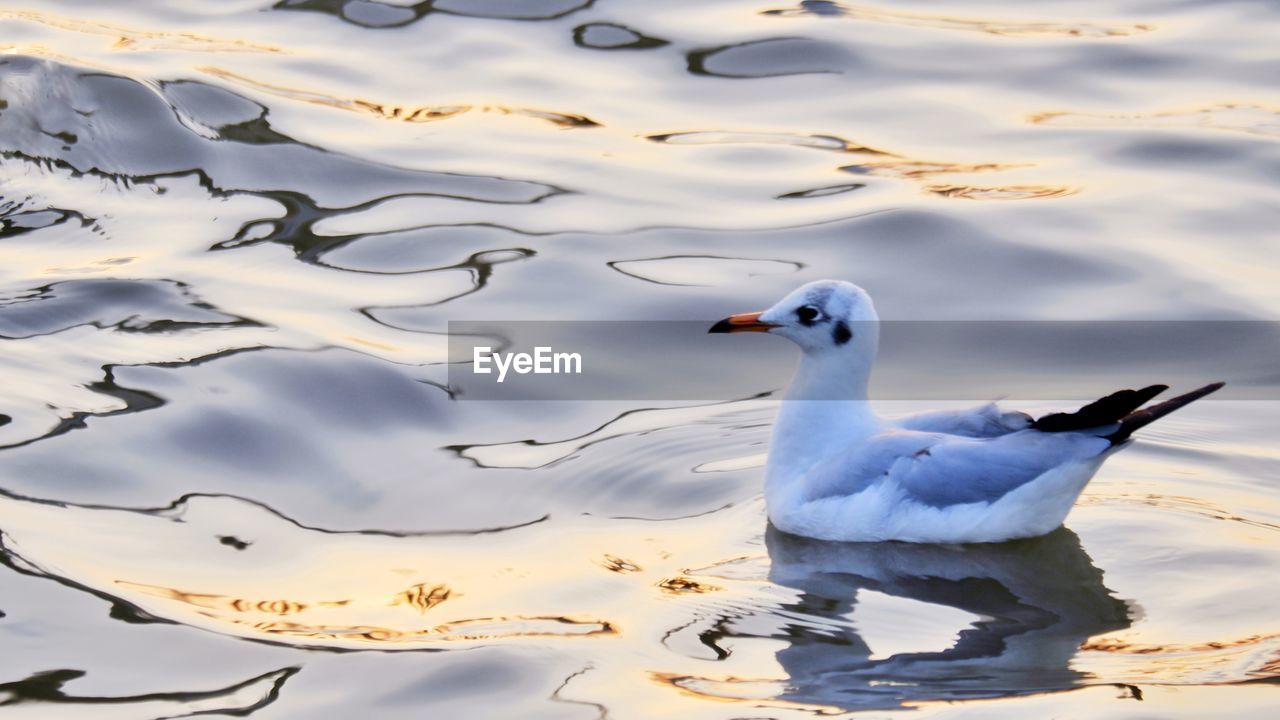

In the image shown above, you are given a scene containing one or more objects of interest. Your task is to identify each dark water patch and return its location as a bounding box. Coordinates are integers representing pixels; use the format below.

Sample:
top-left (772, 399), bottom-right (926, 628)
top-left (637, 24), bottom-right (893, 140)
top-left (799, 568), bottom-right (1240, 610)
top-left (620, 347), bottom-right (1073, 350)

top-left (0, 665), bottom-right (299, 715)
top-left (343, 0), bottom-right (420, 27)
top-left (215, 185), bottom-right (559, 268)
top-left (0, 57), bottom-right (559, 207)
top-left (433, 0), bottom-right (595, 20)
top-left (0, 279), bottom-right (259, 339)
top-left (273, 0), bottom-right (427, 29)
top-left (777, 182), bottom-right (865, 199)
top-left (0, 365), bottom-right (167, 451)
top-left (766, 0), bottom-right (847, 17)
top-left (212, 188), bottom-right (350, 259)
top-left (688, 37), bottom-right (850, 78)
top-left (0, 208), bottom-right (87, 238)
top-left (274, 0), bottom-right (594, 28)
top-left (508, 107), bottom-right (601, 128)
top-left (219, 534), bottom-right (252, 550)
top-left (161, 80), bottom-right (294, 145)
top-left (1112, 137), bottom-right (1255, 167)
top-left (573, 22), bottom-right (669, 50)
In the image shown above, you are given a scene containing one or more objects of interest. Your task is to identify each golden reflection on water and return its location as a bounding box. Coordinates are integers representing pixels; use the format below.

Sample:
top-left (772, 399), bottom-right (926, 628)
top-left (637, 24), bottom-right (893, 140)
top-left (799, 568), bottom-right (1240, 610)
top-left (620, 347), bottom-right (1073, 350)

top-left (1082, 633), bottom-right (1280, 655)
top-left (645, 131), bottom-right (1074, 202)
top-left (392, 582), bottom-right (453, 612)
top-left (211, 615), bottom-right (615, 645)
top-left (656, 577), bottom-right (720, 595)
top-left (182, 66), bottom-right (1079, 213)
top-left (925, 184), bottom-right (1079, 200)
top-left (1081, 492), bottom-right (1280, 532)
top-left (199, 66), bottom-right (471, 123)
top-left (650, 672), bottom-right (845, 715)
top-left (115, 580), bottom-right (341, 615)
top-left (1029, 104), bottom-right (1280, 139)
top-left (200, 66), bottom-right (600, 129)
top-left (854, 160), bottom-right (1029, 179)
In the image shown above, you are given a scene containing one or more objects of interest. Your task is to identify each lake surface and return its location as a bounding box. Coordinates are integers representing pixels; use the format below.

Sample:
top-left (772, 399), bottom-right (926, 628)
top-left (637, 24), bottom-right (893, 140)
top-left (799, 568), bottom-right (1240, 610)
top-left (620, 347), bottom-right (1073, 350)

top-left (1, 0), bottom-right (1278, 717)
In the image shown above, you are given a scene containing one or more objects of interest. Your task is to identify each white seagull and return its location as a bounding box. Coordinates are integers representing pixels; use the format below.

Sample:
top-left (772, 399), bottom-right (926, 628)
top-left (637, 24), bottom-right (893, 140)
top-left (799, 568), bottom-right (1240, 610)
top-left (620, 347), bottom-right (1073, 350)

top-left (710, 280), bottom-right (1223, 543)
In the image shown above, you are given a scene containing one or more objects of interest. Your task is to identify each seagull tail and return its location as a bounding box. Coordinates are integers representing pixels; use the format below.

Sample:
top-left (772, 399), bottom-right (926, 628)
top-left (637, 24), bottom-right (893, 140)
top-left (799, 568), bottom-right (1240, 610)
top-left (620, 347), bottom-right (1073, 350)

top-left (1107, 382), bottom-right (1226, 445)
top-left (1033, 384), bottom-right (1169, 433)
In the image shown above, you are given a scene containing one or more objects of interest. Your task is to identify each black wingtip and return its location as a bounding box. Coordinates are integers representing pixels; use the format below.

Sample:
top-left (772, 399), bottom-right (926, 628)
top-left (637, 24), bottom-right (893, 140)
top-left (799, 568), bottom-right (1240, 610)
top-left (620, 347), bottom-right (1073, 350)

top-left (1108, 381), bottom-right (1226, 444)
top-left (1034, 384), bottom-right (1169, 433)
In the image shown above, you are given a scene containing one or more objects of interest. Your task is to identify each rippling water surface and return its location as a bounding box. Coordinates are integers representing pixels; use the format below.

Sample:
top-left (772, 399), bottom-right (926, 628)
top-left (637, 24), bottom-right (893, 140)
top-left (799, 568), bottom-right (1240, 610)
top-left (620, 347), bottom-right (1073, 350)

top-left (1, 0), bottom-right (1278, 717)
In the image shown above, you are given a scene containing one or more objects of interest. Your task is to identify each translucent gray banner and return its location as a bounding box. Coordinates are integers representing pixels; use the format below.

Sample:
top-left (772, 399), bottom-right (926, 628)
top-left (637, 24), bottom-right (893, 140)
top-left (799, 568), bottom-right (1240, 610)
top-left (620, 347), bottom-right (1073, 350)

top-left (446, 321), bottom-right (1279, 401)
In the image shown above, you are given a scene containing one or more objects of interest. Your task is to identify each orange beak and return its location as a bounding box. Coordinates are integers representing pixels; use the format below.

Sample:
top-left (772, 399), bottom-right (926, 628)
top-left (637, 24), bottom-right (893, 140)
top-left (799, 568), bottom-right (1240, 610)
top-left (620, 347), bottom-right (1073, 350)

top-left (708, 311), bottom-right (778, 334)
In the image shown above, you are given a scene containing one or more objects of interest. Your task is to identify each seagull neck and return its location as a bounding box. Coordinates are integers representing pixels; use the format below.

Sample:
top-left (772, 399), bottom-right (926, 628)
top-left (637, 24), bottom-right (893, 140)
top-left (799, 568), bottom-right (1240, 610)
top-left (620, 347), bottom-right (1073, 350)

top-left (785, 350), bottom-right (873, 403)
top-left (767, 351), bottom-right (878, 490)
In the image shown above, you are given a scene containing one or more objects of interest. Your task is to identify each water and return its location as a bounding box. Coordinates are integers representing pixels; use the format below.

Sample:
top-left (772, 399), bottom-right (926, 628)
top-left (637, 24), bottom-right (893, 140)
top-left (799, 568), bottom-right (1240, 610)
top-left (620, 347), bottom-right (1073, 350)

top-left (1, 0), bottom-right (1278, 717)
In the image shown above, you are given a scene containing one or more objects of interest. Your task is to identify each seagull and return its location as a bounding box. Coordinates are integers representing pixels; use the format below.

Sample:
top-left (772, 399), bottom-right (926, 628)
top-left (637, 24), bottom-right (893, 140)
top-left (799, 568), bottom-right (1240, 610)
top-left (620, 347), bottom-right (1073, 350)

top-left (710, 280), bottom-right (1224, 543)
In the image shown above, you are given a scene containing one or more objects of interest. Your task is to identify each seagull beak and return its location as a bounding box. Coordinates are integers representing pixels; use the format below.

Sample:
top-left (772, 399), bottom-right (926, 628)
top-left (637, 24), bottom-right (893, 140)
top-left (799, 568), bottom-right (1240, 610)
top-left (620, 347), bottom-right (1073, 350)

top-left (709, 311), bottom-right (777, 334)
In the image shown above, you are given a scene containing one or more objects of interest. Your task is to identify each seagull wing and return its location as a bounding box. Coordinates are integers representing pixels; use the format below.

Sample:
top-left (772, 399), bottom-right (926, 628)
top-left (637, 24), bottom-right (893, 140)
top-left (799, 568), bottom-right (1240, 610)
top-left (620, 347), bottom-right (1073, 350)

top-left (808, 429), bottom-right (1111, 509)
top-left (883, 431), bottom-right (1111, 508)
top-left (894, 403), bottom-right (1032, 438)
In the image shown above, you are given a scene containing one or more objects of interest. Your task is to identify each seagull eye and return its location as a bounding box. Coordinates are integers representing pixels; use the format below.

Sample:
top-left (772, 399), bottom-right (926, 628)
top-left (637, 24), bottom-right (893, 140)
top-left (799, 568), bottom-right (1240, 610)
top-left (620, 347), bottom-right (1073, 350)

top-left (795, 305), bottom-right (821, 325)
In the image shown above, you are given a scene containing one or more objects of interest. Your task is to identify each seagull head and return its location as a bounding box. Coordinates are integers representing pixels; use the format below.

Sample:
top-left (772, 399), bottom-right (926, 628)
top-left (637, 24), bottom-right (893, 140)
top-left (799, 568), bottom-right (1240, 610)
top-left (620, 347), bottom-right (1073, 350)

top-left (709, 280), bottom-right (878, 356)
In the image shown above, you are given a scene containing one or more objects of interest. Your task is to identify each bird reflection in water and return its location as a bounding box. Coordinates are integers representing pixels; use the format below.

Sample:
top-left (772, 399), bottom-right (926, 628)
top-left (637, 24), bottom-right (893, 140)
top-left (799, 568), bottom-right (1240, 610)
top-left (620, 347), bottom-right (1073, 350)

top-left (668, 526), bottom-right (1132, 712)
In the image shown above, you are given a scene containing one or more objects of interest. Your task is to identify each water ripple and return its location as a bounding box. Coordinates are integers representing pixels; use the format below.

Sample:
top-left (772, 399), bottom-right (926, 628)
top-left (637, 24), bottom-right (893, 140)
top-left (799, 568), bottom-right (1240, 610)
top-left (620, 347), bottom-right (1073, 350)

top-left (762, 1), bottom-right (1153, 39)
top-left (609, 255), bottom-right (802, 287)
top-left (573, 22), bottom-right (669, 51)
top-left (273, 0), bottom-right (595, 28)
top-left (0, 666), bottom-right (299, 718)
top-left (0, 9), bottom-right (284, 54)
top-left (687, 37), bottom-right (851, 78)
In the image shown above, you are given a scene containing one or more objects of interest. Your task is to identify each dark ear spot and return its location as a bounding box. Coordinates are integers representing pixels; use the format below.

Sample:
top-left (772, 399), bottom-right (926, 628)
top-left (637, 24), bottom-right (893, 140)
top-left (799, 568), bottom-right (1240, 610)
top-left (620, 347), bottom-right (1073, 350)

top-left (832, 320), bottom-right (852, 346)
